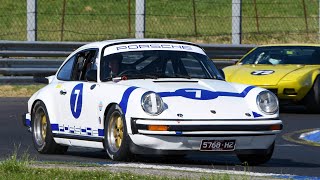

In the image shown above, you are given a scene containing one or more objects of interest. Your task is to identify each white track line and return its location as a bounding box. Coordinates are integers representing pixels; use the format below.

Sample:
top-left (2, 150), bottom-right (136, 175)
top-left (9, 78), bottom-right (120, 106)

top-left (103, 162), bottom-right (292, 178)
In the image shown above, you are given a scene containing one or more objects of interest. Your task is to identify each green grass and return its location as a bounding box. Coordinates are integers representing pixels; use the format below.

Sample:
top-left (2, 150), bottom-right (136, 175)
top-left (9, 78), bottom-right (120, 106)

top-left (0, 158), bottom-right (172, 180)
top-left (0, 152), bottom-right (238, 180)
top-left (0, 85), bottom-right (44, 97)
top-left (1, 0), bottom-right (319, 44)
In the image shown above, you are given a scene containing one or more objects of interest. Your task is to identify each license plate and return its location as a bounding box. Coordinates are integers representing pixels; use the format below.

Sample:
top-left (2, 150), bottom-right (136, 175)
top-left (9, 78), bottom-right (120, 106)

top-left (200, 140), bottom-right (236, 151)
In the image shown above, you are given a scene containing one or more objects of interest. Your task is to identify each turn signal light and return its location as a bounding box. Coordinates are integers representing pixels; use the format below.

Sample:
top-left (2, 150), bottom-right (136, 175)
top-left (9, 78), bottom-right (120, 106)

top-left (270, 124), bottom-right (282, 131)
top-left (147, 125), bottom-right (169, 131)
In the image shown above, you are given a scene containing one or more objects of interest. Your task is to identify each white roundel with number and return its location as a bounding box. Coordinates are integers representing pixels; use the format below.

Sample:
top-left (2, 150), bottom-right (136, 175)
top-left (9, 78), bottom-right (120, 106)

top-left (70, 83), bottom-right (83, 119)
top-left (251, 70), bottom-right (275, 75)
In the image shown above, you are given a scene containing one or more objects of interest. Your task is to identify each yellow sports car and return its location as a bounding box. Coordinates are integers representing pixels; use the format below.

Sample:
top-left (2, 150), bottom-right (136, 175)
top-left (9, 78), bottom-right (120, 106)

top-left (223, 45), bottom-right (320, 112)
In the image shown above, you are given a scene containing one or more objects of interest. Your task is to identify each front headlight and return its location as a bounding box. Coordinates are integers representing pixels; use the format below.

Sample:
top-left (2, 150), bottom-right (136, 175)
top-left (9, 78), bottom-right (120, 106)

top-left (256, 91), bottom-right (279, 114)
top-left (141, 92), bottom-right (164, 115)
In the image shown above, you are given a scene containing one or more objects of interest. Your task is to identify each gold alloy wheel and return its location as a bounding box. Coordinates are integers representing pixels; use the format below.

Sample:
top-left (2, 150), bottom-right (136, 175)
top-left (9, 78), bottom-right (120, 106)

top-left (41, 114), bottom-right (47, 140)
top-left (107, 112), bottom-right (124, 152)
top-left (34, 108), bottom-right (47, 146)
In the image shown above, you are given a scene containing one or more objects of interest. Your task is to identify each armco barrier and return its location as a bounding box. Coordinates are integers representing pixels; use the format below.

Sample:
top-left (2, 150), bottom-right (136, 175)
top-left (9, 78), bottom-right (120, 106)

top-left (0, 41), bottom-right (256, 84)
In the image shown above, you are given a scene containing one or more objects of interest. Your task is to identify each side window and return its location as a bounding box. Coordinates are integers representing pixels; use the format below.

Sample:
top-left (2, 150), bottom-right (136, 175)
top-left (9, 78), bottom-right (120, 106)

top-left (57, 49), bottom-right (97, 81)
top-left (57, 55), bottom-right (76, 81)
top-left (71, 50), bottom-right (97, 81)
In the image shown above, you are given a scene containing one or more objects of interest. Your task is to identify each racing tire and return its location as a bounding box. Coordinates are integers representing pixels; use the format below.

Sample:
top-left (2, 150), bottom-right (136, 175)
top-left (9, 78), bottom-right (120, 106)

top-left (104, 104), bottom-right (131, 161)
top-left (236, 142), bottom-right (274, 166)
top-left (304, 76), bottom-right (320, 113)
top-left (31, 101), bottom-right (68, 154)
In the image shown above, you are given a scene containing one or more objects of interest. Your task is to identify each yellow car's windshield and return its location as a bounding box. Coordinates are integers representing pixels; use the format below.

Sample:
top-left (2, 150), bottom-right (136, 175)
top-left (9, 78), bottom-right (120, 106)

top-left (240, 46), bottom-right (320, 65)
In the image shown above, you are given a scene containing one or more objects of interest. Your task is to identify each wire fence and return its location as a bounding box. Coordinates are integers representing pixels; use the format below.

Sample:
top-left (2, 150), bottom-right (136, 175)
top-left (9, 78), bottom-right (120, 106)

top-left (0, 0), bottom-right (320, 44)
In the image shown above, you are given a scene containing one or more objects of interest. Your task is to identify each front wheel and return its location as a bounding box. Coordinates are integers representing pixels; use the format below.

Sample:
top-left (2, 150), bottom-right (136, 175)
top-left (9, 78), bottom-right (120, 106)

top-left (104, 104), bottom-right (131, 161)
top-left (31, 101), bottom-right (68, 154)
top-left (304, 76), bottom-right (320, 113)
top-left (236, 142), bottom-right (274, 166)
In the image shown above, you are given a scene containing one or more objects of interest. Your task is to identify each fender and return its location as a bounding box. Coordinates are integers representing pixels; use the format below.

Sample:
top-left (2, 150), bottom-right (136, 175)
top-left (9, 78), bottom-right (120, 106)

top-left (29, 84), bottom-right (61, 126)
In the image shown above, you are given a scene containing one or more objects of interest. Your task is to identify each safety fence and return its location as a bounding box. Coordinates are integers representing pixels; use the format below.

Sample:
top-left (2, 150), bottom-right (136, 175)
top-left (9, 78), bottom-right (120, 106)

top-left (0, 41), bottom-right (255, 84)
top-left (1, 0), bottom-right (319, 44)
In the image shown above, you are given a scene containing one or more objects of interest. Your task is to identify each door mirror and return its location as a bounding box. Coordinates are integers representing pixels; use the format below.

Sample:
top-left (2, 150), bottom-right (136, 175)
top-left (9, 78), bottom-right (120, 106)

top-left (85, 69), bottom-right (97, 82)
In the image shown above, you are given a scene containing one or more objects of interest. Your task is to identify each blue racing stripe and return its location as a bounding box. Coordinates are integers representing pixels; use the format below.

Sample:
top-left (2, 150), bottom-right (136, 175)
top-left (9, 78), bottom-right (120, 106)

top-left (158, 86), bottom-right (255, 100)
top-left (119, 86), bottom-right (138, 115)
top-left (51, 124), bottom-right (59, 131)
top-left (240, 86), bottom-right (256, 97)
top-left (50, 123), bottom-right (104, 137)
top-left (25, 119), bottom-right (31, 127)
top-left (98, 129), bottom-right (104, 136)
top-left (252, 111), bottom-right (263, 118)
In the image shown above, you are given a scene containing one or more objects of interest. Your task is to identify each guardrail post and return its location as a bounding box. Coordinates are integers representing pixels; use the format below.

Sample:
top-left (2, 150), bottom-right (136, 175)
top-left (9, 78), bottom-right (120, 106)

top-left (27, 0), bottom-right (37, 41)
top-left (232, 0), bottom-right (242, 44)
top-left (135, 0), bottom-right (145, 38)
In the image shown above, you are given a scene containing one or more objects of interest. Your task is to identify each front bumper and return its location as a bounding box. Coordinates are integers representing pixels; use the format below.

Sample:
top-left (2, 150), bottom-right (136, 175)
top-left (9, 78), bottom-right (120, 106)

top-left (23, 113), bottom-right (31, 132)
top-left (129, 118), bottom-right (282, 154)
top-left (129, 134), bottom-right (276, 155)
top-left (261, 83), bottom-right (311, 102)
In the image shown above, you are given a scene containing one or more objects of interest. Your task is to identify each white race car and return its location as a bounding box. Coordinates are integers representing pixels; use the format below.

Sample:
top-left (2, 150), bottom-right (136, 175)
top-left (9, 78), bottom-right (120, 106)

top-left (23, 39), bottom-right (282, 165)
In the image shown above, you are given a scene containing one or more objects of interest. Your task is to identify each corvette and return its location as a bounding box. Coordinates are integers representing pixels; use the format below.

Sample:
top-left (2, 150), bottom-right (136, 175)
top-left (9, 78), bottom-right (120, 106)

top-left (223, 45), bottom-right (320, 112)
top-left (23, 39), bottom-right (282, 165)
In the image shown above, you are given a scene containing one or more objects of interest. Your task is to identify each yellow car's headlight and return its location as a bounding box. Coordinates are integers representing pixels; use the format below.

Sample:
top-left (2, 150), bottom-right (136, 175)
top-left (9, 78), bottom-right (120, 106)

top-left (256, 91), bottom-right (279, 114)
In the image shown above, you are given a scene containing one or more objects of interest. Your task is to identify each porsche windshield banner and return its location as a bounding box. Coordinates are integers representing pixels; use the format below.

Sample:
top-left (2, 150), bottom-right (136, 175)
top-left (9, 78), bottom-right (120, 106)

top-left (103, 43), bottom-right (205, 56)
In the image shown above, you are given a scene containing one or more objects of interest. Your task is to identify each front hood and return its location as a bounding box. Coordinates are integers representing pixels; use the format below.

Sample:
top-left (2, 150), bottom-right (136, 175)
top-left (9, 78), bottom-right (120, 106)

top-left (117, 78), bottom-right (244, 94)
top-left (116, 78), bottom-right (262, 119)
top-left (226, 65), bottom-right (304, 86)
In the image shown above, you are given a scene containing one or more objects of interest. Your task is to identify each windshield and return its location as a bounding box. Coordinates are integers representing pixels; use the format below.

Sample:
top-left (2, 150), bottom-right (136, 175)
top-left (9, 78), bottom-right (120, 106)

top-left (100, 50), bottom-right (222, 81)
top-left (240, 46), bottom-right (320, 65)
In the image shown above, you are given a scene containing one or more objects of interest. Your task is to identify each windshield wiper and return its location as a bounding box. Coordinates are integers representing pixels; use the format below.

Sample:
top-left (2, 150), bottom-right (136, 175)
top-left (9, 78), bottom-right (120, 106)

top-left (121, 73), bottom-right (158, 79)
top-left (103, 74), bottom-right (159, 81)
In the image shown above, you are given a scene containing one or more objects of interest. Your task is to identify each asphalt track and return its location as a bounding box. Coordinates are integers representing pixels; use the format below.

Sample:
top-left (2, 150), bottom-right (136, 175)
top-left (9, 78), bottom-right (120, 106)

top-left (1, 97), bottom-right (320, 179)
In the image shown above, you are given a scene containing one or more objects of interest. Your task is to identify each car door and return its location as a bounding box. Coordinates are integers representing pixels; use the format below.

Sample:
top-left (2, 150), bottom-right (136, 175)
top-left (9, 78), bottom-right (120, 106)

top-left (55, 49), bottom-right (100, 140)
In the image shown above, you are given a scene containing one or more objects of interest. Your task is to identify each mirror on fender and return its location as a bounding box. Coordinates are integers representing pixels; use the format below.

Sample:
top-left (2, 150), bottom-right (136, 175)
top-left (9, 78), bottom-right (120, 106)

top-left (86, 69), bottom-right (97, 82)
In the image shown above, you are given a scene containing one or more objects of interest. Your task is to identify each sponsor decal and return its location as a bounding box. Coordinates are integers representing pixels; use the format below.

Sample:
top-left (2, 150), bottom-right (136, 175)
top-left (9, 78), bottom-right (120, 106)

top-left (51, 123), bottom-right (104, 137)
top-left (99, 101), bottom-right (103, 111)
top-left (56, 84), bottom-right (62, 88)
top-left (251, 70), bottom-right (275, 75)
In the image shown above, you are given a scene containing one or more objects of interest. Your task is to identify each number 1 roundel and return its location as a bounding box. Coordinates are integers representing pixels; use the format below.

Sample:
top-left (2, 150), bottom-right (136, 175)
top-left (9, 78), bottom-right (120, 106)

top-left (70, 83), bottom-right (83, 119)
